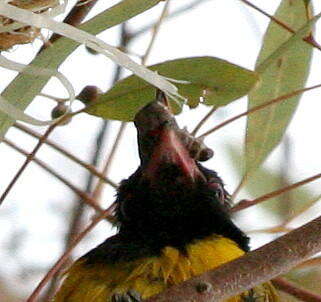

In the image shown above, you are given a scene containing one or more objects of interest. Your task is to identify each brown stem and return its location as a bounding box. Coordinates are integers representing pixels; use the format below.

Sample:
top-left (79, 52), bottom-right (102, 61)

top-left (26, 206), bottom-right (113, 302)
top-left (41, 23), bottom-right (131, 300)
top-left (230, 174), bottom-right (248, 202)
top-left (231, 172), bottom-right (321, 212)
top-left (92, 122), bottom-right (127, 201)
top-left (133, 0), bottom-right (211, 38)
top-left (197, 83), bottom-right (321, 139)
top-left (247, 225), bottom-right (294, 234)
top-left (279, 136), bottom-right (293, 220)
top-left (273, 277), bottom-right (321, 302)
top-left (141, 0), bottom-right (170, 65)
top-left (284, 194), bottom-right (321, 226)
top-left (0, 124), bottom-right (56, 206)
top-left (239, 0), bottom-right (321, 51)
top-left (2, 138), bottom-right (105, 215)
top-left (190, 106), bottom-right (217, 136)
top-left (146, 214), bottom-right (321, 302)
top-left (14, 123), bottom-right (117, 188)
top-left (45, 0), bottom-right (99, 45)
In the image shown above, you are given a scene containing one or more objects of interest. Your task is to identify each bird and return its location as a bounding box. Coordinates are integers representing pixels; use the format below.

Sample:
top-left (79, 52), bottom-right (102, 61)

top-left (54, 91), bottom-right (279, 302)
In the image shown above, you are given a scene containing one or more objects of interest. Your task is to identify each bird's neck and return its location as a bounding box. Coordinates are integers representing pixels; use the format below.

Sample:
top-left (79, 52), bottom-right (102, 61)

top-left (119, 207), bottom-right (249, 253)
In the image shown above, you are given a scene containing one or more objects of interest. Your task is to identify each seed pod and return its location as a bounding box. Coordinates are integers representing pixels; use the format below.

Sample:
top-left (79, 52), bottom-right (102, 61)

top-left (51, 103), bottom-right (70, 125)
top-left (77, 85), bottom-right (102, 105)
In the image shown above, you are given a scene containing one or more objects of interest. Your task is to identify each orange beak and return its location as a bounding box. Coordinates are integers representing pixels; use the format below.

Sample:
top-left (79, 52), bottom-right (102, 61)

top-left (144, 123), bottom-right (202, 182)
top-left (134, 90), bottom-right (203, 183)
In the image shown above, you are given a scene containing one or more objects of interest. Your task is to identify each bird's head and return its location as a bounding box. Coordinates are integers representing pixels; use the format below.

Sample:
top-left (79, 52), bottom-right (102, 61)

top-left (115, 91), bottom-right (249, 251)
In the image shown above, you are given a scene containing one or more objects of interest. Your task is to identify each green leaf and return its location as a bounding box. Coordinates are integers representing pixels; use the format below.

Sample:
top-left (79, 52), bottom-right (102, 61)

top-left (245, 0), bottom-right (314, 174)
top-left (226, 144), bottom-right (320, 220)
top-left (0, 0), bottom-right (163, 138)
top-left (285, 269), bottom-right (321, 296)
top-left (84, 56), bottom-right (259, 121)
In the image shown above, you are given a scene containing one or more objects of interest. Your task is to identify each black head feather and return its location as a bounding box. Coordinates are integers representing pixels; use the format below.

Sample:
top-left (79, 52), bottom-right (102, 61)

top-left (115, 163), bottom-right (249, 253)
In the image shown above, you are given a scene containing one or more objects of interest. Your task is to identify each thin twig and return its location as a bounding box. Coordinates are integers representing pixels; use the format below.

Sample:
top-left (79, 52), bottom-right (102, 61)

top-left (239, 0), bottom-right (321, 51)
top-left (197, 82), bottom-right (321, 139)
top-left (2, 138), bottom-right (105, 215)
top-left (278, 136), bottom-right (293, 221)
top-left (146, 214), bottom-right (321, 302)
top-left (0, 124), bottom-right (56, 206)
top-left (190, 106), bottom-right (217, 136)
top-left (40, 117), bottom-right (112, 301)
top-left (45, 0), bottom-right (100, 45)
top-left (42, 23), bottom-right (131, 300)
top-left (141, 0), bottom-right (171, 65)
top-left (133, 0), bottom-right (211, 38)
top-left (14, 123), bottom-right (117, 188)
top-left (283, 194), bottom-right (321, 227)
top-left (247, 225), bottom-right (293, 235)
top-left (231, 172), bottom-right (321, 213)
top-left (230, 174), bottom-right (248, 203)
top-left (26, 206), bottom-right (114, 302)
top-left (273, 277), bottom-right (321, 302)
top-left (91, 4), bottom-right (170, 202)
top-left (236, 138), bottom-right (295, 223)
top-left (92, 122), bottom-right (127, 201)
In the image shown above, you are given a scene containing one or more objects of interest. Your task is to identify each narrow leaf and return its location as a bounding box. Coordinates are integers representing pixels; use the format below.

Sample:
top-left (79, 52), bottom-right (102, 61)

top-left (246, 0), bottom-right (313, 174)
top-left (227, 144), bottom-right (320, 220)
top-left (1, 3), bottom-right (181, 102)
top-left (84, 57), bottom-right (259, 121)
top-left (0, 0), bottom-right (162, 138)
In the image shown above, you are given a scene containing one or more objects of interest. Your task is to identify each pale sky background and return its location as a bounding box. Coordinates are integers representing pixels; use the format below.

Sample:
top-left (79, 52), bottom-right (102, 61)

top-left (1, 0), bottom-right (321, 298)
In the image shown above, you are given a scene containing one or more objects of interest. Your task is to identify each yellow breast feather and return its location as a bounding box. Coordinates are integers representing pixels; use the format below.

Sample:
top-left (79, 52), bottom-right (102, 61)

top-left (54, 235), bottom-right (278, 302)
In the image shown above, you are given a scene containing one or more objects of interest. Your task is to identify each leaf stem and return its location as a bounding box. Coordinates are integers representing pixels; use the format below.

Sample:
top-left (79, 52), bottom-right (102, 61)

top-left (190, 106), bottom-right (217, 136)
top-left (231, 172), bottom-right (321, 212)
top-left (43, 0), bottom-right (100, 46)
top-left (239, 0), bottom-right (321, 51)
top-left (141, 0), bottom-right (171, 65)
top-left (197, 83), bottom-right (321, 139)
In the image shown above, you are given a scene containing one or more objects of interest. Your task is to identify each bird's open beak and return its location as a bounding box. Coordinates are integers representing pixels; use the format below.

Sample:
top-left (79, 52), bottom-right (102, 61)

top-left (144, 123), bottom-right (202, 182)
top-left (134, 91), bottom-right (203, 183)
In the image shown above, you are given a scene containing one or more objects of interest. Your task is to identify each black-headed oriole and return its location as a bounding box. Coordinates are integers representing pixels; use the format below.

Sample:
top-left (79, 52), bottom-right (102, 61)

top-left (54, 92), bottom-right (279, 302)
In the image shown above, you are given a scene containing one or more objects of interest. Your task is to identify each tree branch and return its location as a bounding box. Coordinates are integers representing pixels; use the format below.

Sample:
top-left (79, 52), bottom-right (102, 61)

top-left (146, 214), bottom-right (321, 302)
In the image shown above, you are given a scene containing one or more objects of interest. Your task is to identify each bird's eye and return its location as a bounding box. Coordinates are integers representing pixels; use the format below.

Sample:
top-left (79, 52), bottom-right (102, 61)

top-left (208, 180), bottom-right (225, 203)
